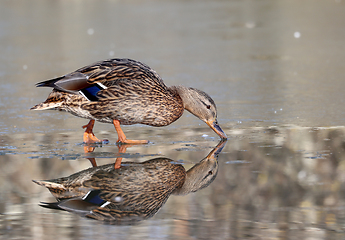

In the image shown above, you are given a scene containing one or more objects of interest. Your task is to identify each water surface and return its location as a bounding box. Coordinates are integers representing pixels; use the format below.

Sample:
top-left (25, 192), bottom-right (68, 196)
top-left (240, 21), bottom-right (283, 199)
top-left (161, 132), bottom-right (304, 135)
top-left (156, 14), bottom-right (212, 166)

top-left (1, 0), bottom-right (345, 239)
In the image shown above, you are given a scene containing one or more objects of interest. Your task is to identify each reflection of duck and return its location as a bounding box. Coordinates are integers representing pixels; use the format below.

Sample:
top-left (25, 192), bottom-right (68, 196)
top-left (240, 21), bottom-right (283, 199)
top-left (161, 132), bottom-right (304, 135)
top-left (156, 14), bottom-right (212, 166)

top-left (31, 58), bottom-right (227, 144)
top-left (33, 140), bottom-right (226, 223)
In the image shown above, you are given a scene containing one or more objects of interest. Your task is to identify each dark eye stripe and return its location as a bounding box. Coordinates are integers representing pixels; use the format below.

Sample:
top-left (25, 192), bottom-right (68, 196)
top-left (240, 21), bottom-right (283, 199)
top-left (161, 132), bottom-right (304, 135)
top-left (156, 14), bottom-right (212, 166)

top-left (200, 99), bottom-right (210, 109)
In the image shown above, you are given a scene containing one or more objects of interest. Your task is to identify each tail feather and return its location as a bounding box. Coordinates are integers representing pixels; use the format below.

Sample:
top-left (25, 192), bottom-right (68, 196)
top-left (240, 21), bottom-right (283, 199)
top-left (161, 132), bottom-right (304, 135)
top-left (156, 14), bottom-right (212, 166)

top-left (39, 201), bottom-right (65, 211)
top-left (30, 101), bottom-right (63, 110)
top-left (30, 90), bottom-right (67, 110)
top-left (35, 72), bottom-right (89, 93)
top-left (35, 76), bottom-right (65, 88)
top-left (32, 179), bottom-right (66, 190)
top-left (33, 179), bottom-right (73, 200)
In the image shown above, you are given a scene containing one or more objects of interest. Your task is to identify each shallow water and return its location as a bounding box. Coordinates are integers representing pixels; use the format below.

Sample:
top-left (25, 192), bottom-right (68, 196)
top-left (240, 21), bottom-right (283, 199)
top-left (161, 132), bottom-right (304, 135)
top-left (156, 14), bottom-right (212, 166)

top-left (1, 0), bottom-right (345, 239)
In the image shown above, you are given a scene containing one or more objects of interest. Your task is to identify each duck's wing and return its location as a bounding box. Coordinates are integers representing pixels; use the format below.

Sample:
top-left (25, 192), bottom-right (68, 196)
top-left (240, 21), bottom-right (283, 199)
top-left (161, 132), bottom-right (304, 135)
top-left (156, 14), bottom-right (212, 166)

top-left (35, 58), bottom-right (168, 101)
top-left (35, 58), bottom-right (167, 92)
top-left (78, 58), bottom-right (166, 88)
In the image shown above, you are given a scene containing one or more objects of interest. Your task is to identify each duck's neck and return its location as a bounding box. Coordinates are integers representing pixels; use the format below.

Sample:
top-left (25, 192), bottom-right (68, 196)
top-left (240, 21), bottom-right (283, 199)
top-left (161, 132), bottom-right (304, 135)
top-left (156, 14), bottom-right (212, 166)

top-left (173, 170), bottom-right (198, 195)
top-left (170, 85), bottom-right (196, 113)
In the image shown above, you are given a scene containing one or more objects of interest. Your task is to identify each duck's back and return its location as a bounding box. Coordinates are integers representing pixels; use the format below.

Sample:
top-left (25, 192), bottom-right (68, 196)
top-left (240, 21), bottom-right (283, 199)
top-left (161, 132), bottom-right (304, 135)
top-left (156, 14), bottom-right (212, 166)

top-left (77, 59), bottom-right (166, 88)
top-left (80, 59), bottom-right (185, 126)
top-left (32, 58), bottom-right (185, 126)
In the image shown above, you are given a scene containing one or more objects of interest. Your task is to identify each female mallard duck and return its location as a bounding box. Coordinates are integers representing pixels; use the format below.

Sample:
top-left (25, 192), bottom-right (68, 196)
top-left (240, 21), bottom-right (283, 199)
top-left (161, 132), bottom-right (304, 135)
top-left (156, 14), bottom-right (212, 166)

top-left (31, 58), bottom-right (227, 144)
top-left (33, 141), bottom-right (225, 222)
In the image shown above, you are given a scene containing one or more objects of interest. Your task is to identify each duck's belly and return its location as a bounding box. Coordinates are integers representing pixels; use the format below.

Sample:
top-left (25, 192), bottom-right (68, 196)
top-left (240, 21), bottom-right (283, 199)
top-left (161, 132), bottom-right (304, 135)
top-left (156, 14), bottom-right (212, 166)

top-left (93, 106), bottom-right (183, 126)
top-left (55, 101), bottom-right (180, 126)
top-left (83, 99), bottom-right (184, 127)
top-left (52, 104), bottom-right (100, 122)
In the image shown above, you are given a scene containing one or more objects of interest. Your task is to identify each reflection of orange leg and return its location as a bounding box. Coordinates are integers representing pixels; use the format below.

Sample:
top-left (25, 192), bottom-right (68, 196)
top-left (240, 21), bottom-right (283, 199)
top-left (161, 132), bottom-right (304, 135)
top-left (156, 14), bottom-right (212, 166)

top-left (114, 145), bottom-right (130, 169)
top-left (82, 120), bottom-right (102, 144)
top-left (82, 129), bottom-right (139, 169)
top-left (113, 120), bottom-right (149, 144)
top-left (83, 145), bottom-right (97, 167)
top-left (114, 158), bottom-right (122, 169)
top-left (88, 158), bottom-right (98, 167)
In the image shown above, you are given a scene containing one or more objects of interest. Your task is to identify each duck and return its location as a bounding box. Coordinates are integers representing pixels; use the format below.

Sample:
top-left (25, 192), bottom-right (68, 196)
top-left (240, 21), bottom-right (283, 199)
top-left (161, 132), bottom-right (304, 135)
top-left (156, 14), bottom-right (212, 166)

top-left (31, 58), bottom-right (227, 144)
top-left (33, 140), bottom-right (226, 223)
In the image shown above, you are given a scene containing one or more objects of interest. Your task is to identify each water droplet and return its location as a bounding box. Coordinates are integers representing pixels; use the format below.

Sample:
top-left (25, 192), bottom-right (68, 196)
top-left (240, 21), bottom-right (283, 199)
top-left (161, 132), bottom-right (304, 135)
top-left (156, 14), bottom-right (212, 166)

top-left (114, 196), bottom-right (123, 202)
top-left (23, 65), bottom-right (28, 70)
top-left (294, 32), bottom-right (301, 38)
top-left (245, 22), bottom-right (256, 29)
top-left (87, 28), bottom-right (94, 35)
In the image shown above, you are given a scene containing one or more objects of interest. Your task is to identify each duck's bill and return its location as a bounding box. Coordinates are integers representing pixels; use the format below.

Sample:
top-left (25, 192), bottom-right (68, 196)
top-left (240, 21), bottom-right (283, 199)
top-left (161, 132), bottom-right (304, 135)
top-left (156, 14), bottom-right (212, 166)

top-left (206, 120), bottom-right (227, 140)
top-left (205, 139), bottom-right (227, 160)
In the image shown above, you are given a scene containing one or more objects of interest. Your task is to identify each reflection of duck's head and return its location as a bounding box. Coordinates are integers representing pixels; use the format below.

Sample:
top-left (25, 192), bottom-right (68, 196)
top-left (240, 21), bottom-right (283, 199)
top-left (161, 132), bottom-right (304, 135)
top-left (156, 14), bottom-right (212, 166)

top-left (173, 140), bottom-right (226, 195)
top-left (173, 153), bottom-right (218, 195)
top-left (33, 140), bottom-right (226, 222)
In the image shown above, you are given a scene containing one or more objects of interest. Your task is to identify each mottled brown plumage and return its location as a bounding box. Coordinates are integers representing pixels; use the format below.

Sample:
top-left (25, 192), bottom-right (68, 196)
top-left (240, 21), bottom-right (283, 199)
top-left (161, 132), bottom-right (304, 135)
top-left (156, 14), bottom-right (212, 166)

top-left (34, 158), bottom-right (186, 222)
top-left (31, 58), bottom-right (227, 143)
top-left (33, 140), bottom-right (226, 223)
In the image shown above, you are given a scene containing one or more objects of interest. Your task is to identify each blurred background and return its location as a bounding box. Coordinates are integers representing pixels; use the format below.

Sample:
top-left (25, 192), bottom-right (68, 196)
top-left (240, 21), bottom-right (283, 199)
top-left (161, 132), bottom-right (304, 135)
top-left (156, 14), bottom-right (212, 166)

top-left (1, 0), bottom-right (345, 239)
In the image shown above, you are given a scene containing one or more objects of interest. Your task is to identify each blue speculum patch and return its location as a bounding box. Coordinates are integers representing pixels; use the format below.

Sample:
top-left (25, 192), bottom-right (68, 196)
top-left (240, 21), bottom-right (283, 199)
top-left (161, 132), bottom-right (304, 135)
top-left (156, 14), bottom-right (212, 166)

top-left (84, 190), bottom-right (106, 206)
top-left (80, 84), bottom-right (104, 101)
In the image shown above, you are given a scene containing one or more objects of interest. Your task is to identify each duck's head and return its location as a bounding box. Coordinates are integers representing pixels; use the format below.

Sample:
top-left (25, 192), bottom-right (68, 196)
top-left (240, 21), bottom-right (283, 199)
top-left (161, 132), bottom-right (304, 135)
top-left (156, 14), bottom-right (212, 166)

top-left (175, 86), bottom-right (227, 140)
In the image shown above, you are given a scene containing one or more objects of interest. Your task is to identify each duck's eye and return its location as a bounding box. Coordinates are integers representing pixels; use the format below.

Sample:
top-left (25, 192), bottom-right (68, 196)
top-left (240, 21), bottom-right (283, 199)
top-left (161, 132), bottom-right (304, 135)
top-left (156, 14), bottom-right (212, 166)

top-left (208, 170), bottom-right (213, 175)
top-left (206, 105), bottom-right (211, 109)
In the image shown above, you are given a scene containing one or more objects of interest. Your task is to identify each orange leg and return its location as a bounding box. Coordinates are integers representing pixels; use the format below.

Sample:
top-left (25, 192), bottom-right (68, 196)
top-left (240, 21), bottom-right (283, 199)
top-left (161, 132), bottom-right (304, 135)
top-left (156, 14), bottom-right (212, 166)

top-left (82, 120), bottom-right (102, 144)
top-left (113, 120), bottom-right (149, 144)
